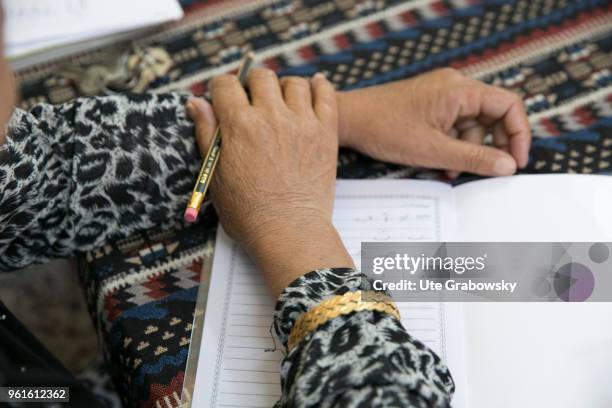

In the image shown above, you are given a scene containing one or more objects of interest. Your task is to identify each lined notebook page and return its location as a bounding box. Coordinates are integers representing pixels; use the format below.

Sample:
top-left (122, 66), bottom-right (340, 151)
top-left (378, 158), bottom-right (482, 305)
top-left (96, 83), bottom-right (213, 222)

top-left (192, 180), bottom-right (467, 407)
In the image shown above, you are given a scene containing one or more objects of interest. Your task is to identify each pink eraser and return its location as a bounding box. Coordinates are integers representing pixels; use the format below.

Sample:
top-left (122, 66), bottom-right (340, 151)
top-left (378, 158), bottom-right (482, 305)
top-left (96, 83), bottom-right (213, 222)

top-left (184, 207), bottom-right (199, 223)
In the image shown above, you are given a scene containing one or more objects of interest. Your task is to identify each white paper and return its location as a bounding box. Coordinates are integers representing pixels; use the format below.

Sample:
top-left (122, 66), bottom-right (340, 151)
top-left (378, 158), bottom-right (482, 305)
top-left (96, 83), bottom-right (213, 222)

top-left (454, 174), bottom-right (612, 242)
top-left (464, 302), bottom-right (612, 408)
top-left (4, 0), bottom-right (183, 57)
top-left (192, 179), bottom-right (468, 408)
top-left (454, 174), bottom-right (612, 408)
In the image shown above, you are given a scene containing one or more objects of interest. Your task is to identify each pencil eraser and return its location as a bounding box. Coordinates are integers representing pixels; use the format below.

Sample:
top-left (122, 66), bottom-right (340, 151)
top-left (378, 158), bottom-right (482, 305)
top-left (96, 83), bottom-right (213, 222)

top-left (184, 208), bottom-right (199, 223)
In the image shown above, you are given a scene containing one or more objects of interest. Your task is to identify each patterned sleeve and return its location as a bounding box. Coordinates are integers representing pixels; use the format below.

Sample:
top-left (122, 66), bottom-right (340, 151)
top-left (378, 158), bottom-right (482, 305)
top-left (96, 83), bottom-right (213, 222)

top-left (0, 93), bottom-right (199, 271)
top-left (273, 268), bottom-right (454, 407)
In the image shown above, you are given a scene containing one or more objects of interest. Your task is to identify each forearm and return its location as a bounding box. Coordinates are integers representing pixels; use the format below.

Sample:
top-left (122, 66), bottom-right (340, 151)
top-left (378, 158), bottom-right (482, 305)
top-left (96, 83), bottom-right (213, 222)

top-left (0, 93), bottom-right (199, 270)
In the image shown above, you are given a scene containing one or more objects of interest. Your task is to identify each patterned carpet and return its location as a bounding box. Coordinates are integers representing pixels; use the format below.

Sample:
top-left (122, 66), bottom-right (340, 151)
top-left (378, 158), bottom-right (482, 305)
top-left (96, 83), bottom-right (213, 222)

top-left (13, 0), bottom-right (612, 407)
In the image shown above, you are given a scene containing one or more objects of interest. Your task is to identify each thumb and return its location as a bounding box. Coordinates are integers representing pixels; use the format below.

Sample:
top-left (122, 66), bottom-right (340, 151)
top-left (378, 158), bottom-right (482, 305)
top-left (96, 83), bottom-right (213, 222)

top-left (434, 132), bottom-right (517, 176)
top-left (186, 97), bottom-right (218, 157)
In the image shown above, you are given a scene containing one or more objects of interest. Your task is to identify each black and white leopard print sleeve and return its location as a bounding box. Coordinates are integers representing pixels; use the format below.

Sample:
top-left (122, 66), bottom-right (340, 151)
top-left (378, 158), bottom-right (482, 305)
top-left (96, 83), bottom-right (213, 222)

top-left (0, 93), bottom-right (199, 271)
top-left (273, 268), bottom-right (455, 407)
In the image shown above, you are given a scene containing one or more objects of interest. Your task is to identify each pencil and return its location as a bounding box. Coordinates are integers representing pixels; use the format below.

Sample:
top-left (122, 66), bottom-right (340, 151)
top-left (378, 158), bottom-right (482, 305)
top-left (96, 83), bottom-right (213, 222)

top-left (184, 52), bottom-right (255, 223)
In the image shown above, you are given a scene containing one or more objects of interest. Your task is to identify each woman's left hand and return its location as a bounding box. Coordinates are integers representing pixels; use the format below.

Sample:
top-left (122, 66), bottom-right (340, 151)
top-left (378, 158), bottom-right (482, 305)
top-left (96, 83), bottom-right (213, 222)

top-left (337, 68), bottom-right (532, 178)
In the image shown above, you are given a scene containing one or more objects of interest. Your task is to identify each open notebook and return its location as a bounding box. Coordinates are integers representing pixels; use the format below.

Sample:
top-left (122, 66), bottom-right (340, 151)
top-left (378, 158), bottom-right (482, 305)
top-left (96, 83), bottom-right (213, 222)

top-left (191, 174), bottom-right (612, 407)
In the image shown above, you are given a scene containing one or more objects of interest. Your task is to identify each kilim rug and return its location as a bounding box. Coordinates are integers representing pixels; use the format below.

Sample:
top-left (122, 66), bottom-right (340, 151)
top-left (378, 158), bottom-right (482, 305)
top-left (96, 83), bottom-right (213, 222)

top-left (15, 0), bottom-right (612, 407)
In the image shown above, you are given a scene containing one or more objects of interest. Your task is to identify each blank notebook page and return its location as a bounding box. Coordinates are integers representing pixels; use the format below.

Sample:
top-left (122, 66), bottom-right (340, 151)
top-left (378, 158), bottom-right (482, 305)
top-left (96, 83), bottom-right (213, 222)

top-left (192, 180), bottom-right (468, 408)
top-left (453, 174), bottom-right (612, 408)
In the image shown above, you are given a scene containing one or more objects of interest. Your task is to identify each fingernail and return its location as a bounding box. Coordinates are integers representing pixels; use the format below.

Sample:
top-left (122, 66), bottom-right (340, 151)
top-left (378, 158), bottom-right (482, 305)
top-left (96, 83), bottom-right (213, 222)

top-left (493, 157), bottom-right (517, 176)
top-left (199, 99), bottom-right (215, 125)
top-left (521, 156), bottom-right (530, 169)
top-left (447, 171), bottom-right (459, 179)
top-left (189, 98), bottom-right (215, 123)
top-left (520, 149), bottom-right (530, 169)
top-left (313, 72), bottom-right (326, 80)
top-left (186, 98), bottom-right (196, 114)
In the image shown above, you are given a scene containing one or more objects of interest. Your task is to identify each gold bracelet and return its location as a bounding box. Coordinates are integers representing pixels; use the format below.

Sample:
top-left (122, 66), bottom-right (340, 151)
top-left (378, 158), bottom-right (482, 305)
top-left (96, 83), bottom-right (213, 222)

top-left (287, 290), bottom-right (400, 351)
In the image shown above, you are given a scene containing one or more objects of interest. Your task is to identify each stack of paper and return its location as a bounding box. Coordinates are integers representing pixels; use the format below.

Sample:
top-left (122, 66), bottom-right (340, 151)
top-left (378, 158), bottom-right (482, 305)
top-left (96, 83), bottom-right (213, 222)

top-left (4, 0), bottom-right (183, 59)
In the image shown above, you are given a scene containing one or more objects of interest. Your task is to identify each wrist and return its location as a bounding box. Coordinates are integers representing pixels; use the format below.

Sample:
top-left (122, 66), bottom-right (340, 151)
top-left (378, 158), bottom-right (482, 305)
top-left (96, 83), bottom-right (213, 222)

top-left (337, 89), bottom-right (379, 151)
top-left (240, 205), bottom-right (329, 250)
top-left (337, 91), bottom-right (356, 148)
top-left (243, 214), bottom-right (354, 298)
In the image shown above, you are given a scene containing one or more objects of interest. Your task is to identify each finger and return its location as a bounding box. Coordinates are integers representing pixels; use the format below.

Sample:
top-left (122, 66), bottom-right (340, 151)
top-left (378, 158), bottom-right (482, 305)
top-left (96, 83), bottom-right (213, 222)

top-left (186, 97), bottom-right (218, 157)
top-left (503, 97), bottom-right (531, 168)
top-left (457, 121), bottom-right (486, 145)
top-left (446, 170), bottom-right (460, 179)
top-left (209, 74), bottom-right (249, 122)
top-left (432, 131), bottom-right (517, 176)
top-left (446, 122), bottom-right (485, 179)
top-left (492, 122), bottom-right (510, 153)
top-left (311, 73), bottom-right (338, 130)
top-left (281, 76), bottom-right (312, 113)
top-left (246, 68), bottom-right (283, 108)
top-left (473, 83), bottom-right (531, 168)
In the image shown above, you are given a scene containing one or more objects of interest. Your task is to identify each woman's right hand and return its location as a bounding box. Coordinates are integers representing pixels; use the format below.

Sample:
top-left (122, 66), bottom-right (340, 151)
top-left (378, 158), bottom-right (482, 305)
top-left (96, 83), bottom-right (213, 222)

top-left (187, 69), bottom-right (354, 297)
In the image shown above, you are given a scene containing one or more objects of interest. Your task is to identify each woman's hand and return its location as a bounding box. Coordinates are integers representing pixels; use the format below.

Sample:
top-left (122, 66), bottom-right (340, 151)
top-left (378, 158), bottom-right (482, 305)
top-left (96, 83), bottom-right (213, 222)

top-left (187, 70), bottom-right (354, 297)
top-left (337, 68), bottom-right (531, 178)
